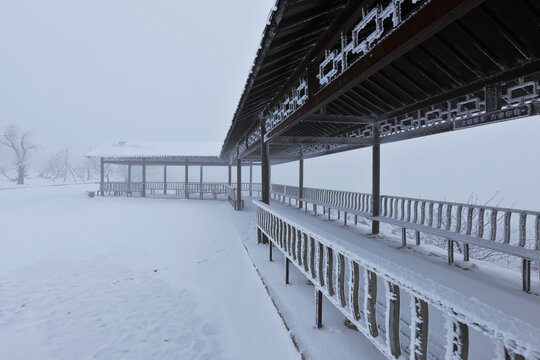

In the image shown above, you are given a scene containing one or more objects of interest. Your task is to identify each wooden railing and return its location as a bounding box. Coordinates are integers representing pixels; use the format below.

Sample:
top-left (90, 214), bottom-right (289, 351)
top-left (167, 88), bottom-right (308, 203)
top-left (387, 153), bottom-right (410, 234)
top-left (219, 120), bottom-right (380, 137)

top-left (255, 200), bottom-right (538, 360)
top-left (270, 184), bottom-right (540, 292)
top-left (225, 184), bottom-right (244, 211)
top-left (102, 182), bottom-right (144, 195)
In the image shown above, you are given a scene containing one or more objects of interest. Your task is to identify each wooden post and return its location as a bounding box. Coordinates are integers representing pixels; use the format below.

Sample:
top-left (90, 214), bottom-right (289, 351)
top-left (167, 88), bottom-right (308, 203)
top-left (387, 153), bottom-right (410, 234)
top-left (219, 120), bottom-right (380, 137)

top-left (285, 257), bottom-right (290, 284)
top-left (228, 164), bottom-right (232, 185)
top-left (249, 163), bottom-right (253, 197)
top-left (448, 240), bottom-right (455, 264)
top-left (200, 165), bottom-right (203, 199)
top-left (412, 297), bottom-right (429, 360)
top-left (142, 159), bottom-right (146, 198)
top-left (523, 259), bottom-right (531, 292)
top-left (184, 162), bottom-right (189, 199)
top-left (163, 165), bottom-right (167, 195)
top-left (127, 164), bottom-right (131, 194)
top-left (261, 117), bottom-right (270, 244)
top-left (372, 125), bottom-right (380, 234)
top-left (236, 147), bottom-right (242, 211)
top-left (387, 282), bottom-right (401, 358)
top-left (316, 289), bottom-right (323, 329)
top-left (299, 152), bottom-right (304, 209)
top-left (99, 157), bottom-right (104, 196)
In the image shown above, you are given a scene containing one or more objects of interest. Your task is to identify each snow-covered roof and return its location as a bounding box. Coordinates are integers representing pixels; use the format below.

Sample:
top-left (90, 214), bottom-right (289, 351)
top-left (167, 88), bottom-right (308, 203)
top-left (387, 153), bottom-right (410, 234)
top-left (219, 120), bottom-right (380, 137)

top-left (87, 141), bottom-right (222, 159)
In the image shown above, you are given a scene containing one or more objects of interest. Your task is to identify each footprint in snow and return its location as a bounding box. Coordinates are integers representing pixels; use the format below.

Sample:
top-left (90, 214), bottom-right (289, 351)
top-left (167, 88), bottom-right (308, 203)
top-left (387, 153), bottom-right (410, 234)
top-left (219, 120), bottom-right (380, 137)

top-left (196, 259), bottom-right (209, 264)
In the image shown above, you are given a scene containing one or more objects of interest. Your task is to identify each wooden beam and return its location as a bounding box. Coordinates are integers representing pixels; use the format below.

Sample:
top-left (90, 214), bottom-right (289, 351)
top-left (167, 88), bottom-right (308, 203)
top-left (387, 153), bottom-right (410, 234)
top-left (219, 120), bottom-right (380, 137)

top-left (273, 136), bottom-right (372, 145)
top-left (302, 114), bottom-right (376, 125)
top-left (265, 0), bottom-right (488, 142)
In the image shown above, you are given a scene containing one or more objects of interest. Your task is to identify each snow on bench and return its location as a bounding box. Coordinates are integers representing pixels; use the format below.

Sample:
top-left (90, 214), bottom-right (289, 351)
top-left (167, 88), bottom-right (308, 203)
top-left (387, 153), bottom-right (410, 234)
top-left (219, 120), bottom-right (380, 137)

top-left (270, 184), bottom-right (540, 292)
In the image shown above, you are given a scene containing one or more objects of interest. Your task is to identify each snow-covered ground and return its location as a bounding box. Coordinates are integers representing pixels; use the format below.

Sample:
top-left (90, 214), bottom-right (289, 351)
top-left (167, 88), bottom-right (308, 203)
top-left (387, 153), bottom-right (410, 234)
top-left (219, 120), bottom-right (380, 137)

top-left (0, 184), bottom-right (300, 359)
top-left (3, 184), bottom-right (539, 359)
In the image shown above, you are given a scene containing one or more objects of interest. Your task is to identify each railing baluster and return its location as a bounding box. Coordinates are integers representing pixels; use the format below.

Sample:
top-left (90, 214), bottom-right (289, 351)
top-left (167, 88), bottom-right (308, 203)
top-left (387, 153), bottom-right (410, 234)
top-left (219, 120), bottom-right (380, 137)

top-left (518, 213), bottom-right (527, 247)
top-left (303, 233), bottom-right (309, 272)
top-left (350, 261), bottom-right (361, 320)
top-left (310, 237), bottom-right (316, 279)
top-left (386, 281), bottom-right (401, 358)
top-left (428, 202), bottom-right (434, 227)
top-left (411, 297), bottom-right (429, 360)
top-left (365, 269), bottom-right (378, 337)
top-left (437, 203), bottom-right (443, 228)
top-left (292, 227), bottom-right (297, 260)
top-left (478, 207), bottom-right (485, 238)
top-left (326, 247), bottom-right (334, 296)
top-left (448, 318), bottom-right (469, 360)
top-left (504, 211), bottom-right (512, 244)
top-left (491, 209), bottom-right (498, 241)
top-left (337, 254), bottom-right (346, 307)
top-left (318, 243), bottom-right (325, 286)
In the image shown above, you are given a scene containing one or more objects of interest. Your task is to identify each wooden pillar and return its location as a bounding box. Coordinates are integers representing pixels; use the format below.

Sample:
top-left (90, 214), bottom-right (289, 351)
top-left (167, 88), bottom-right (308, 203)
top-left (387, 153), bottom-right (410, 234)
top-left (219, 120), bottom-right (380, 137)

top-left (236, 147), bottom-right (242, 210)
top-left (228, 164), bottom-right (232, 185)
top-left (142, 159), bottom-right (146, 198)
top-left (200, 165), bottom-right (203, 199)
top-left (184, 162), bottom-right (189, 199)
top-left (261, 117), bottom-right (270, 244)
top-left (163, 165), bottom-right (167, 195)
top-left (372, 125), bottom-right (380, 234)
top-left (316, 289), bottom-right (323, 329)
top-left (99, 157), bottom-right (104, 195)
top-left (299, 152), bottom-right (304, 209)
top-left (249, 163), bottom-right (253, 197)
top-left (127, 164), bottom-right (132, 189)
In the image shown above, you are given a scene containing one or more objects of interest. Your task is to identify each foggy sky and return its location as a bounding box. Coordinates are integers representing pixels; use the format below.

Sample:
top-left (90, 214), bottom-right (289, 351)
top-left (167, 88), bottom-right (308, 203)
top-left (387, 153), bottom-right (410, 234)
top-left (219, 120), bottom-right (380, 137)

top-left (0, 0), bottom-right (275, 160)
top-left (1, 0), bottom-right (539, 210)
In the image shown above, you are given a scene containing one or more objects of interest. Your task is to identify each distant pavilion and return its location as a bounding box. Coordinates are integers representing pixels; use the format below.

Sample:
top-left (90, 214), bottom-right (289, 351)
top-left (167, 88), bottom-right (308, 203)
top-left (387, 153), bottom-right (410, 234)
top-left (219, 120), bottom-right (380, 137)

top-left (87, 141), bottom-right (259, 209)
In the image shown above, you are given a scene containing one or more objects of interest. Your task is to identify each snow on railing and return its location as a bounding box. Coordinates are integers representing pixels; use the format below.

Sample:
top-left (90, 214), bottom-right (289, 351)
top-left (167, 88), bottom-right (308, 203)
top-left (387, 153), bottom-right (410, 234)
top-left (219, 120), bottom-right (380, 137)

top-left (270, 184), bottom-right (540, 292)
top-left (225, 184), bottom-right (244, 211)
top-left (255, 200), bottom-right (539, 360)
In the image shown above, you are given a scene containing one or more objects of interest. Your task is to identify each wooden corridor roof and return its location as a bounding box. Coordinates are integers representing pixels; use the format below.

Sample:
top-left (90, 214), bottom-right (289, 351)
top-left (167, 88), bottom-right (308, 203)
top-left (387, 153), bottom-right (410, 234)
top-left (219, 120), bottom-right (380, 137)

top-left (87, 141), bottom-right (229, 165)
top-left (221, 0), bottom-right (540, 163)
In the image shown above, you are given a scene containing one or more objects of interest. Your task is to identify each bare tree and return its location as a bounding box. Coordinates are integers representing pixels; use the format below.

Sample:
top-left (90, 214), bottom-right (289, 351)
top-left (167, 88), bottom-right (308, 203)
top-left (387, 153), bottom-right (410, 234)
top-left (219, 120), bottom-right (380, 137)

top-left (41, 147), bottom-right (84, 182)
top-left (0, 124), bottom-right (38, 185)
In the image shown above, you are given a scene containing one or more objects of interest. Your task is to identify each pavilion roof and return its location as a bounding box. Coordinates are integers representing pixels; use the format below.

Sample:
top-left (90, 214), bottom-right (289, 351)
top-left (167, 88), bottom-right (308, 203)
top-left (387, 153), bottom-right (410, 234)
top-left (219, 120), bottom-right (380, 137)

top-left (87, 141), bottom-right (222, 160)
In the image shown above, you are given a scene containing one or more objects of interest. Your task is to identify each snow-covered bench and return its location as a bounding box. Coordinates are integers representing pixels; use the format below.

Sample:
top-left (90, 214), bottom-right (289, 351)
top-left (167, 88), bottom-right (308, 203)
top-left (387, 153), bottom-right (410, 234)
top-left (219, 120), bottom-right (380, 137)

top-left (271, 185), bottom-right (540, 292)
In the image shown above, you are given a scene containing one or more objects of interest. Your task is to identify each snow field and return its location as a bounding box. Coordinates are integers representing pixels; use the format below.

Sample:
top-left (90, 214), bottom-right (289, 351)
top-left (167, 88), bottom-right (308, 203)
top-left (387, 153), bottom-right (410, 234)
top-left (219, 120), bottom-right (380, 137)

top-left (0, 184), bottom-right (300, 360)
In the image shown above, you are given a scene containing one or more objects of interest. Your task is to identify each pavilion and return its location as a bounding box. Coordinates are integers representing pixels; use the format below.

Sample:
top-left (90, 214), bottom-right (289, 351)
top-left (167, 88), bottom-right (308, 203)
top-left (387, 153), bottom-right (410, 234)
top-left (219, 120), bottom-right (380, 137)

top-left (87, 0), bottom-right (540, 358)
top-left (87, 141), bottom-right (259, 209)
